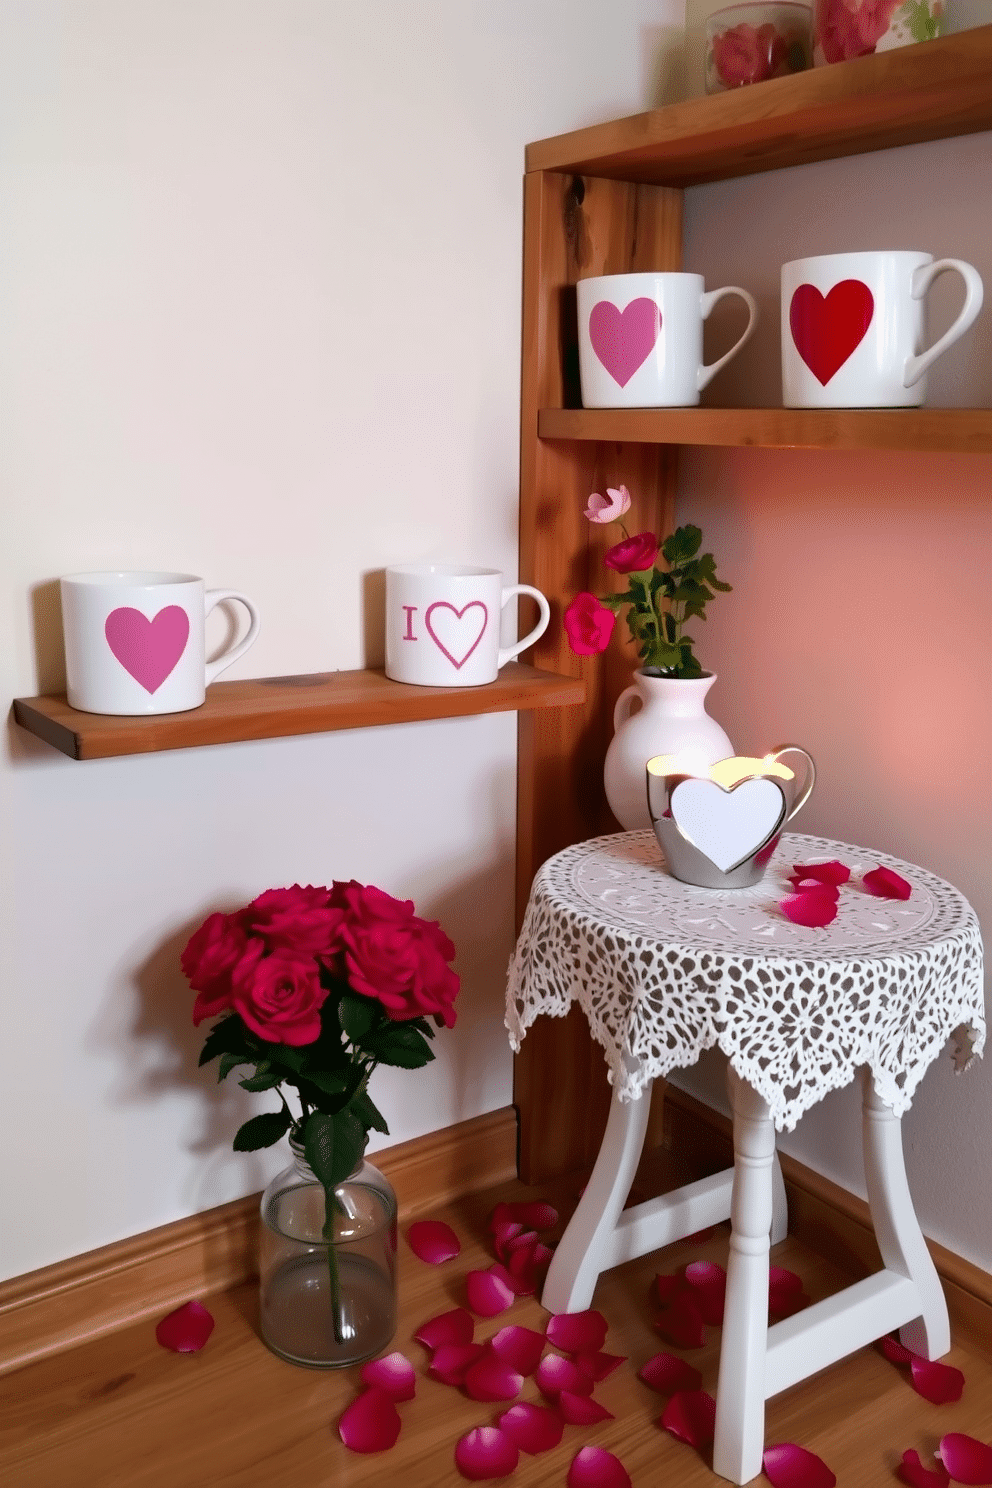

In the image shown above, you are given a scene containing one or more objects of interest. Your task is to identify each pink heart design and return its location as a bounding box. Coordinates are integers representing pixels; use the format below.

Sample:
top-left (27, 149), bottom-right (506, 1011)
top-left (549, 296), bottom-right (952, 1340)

top-left (588, 297), bottom-right (661, 387)
top-left (104, 606), bottom-right (190, 693)
top-left (789, 280), bottom-right (875, 386)
top-left (424, 601), bottom-right (488, 670)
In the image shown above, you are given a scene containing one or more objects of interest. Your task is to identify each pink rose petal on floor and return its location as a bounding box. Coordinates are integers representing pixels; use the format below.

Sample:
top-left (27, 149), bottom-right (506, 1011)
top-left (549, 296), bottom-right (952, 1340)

top-left (639, 1351), bottom-right (703, 1394)
top-left (455, 1426), bottom-right (520, 1481)
top-left (656, 1288), bottom-right (706, 1348)
top-left (338, 1387), bottom-right (401, 1453)
top-left (360, 1351), bottom-right (417, 1400)
top-left (911, 1356), bottom-right (965, 1404)
top-left (430, 1343), bottom-right (486, 1386)
top-left (780, 890), bottom-right (838, 928)
top-left (660, 1389), bottom-right (716, 1449)
top-left (899, 1449), bottom-right (951, 1488)
top-left (762, 1442), bottom-right (836, 1487)
top-left (863, 865), bottom-right (912, 900)
top-left (489, 1202), bottom-right (515, 1230)
top-left (656, 1271), bottom-right (683, 1304)
top-left (464, 1350), bottom-right (525, 1402)
top-left (791, 860), bottom-right (850, 886)
top-left (684, 1260), bottom-right (726, 1325)
top-left (768, 1267), bottom-right (810, 1317)
top-left (407, 1219), bottom-right (461, 1264)
top-left (490, 1324), bottom-right (547, 1376)
top-left (567, 1445), bottom-right (632, 1488)
top-left (536, 1353), bottom-right (594, 1398)
top-left (496, 1402), bottom-right (564, 1454)
top-left (466, 1266), bottom-right (517, 1317)
top-left (938, 1433), bottom-right (992, 1484)
top-left (546, 1309), bottom-right (609, 1353)
top-left (879, 1334), bottom-right (915, 1365)
top-left (508, 1200), bottom-right (559, 1231)
top-left (493, 1221), bottom-right (525, 1260)
top-left (576, 1349), bottom-right (626, 1381)
top-left (415, 1306), bottom-right (475, 1350)
top-left (559, 1391), bottom-right (615, 1425)
top-left (155, 1299), bottom-right (215, 1352)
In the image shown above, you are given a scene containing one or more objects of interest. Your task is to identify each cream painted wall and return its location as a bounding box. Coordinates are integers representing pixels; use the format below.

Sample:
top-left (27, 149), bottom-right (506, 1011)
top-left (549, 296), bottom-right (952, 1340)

top-left (0, 0), bottom-right (685, 1282)
top-left (667, 130), bottom-right (992, 1270)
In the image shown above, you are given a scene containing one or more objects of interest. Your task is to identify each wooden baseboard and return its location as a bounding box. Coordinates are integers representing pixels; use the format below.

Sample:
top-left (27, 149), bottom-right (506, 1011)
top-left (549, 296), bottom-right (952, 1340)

top-left (662, 1085), bottom-right (992, 1353)
top-left (0, 1106), bottom-right (518, 1379)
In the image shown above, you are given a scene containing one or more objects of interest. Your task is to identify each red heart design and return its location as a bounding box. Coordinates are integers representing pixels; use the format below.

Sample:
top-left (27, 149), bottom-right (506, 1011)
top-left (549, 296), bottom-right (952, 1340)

top-left (588, 298), bottom-right (661, 387)
top-left (424, 601), bottom-right (488, 669)
top-left (104, 606), bottom-right (190, 693)
top-left (789, 280), bottom-right (874, 386)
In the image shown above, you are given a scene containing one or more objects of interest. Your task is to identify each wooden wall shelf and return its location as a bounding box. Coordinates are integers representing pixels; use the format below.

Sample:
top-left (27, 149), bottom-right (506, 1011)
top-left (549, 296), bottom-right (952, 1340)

top-left (538, 407), bottom-right (992, 454)
top-left (12, 663), bottom-right (585, 761)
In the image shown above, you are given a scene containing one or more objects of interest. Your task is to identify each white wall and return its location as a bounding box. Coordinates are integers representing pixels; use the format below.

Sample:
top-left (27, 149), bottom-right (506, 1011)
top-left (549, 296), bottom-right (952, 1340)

top-left (0, 0), bottom-right (685, 1282)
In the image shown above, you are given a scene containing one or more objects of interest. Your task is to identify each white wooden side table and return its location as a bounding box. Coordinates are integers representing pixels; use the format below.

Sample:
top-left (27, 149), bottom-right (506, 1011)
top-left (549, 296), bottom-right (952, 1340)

top-left (507, 831), bottom-right (985, 1485)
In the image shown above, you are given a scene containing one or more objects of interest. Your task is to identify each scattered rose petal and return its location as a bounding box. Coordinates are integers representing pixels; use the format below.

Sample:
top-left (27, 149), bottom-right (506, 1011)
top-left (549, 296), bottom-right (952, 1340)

top-left (656, 1289), bottom-right (705, 1348)
top-left (567, 1445), bottom-right (632, 1488)
top-left (768, 1268), bottom-right (810, 1317)
top-left (464, 1350), bottom-right (525, 1403)
top-left (430, 1343), bottom-right (486, 1386)
top-left (684, 1260), bottom-right (726, 1324)
top-left (155, 1299), bottom-right (215, 1352)
top-left (361, 1351), bottom-right (416, 1401)
top-left (497, 1402), bottom-right (564, 1454)
top-left (338, 1387), bottom-right (402, 1453)
top-left (576, 1350), bottom-right (626, 1381)
top-left (546, 1309), bottom-right (609, 1354)
top-left (780, 890), bottom-right (838, 928)
top-left (466, 1266), bottom-right (517, 1317)
top-left (559, 1391), bottom-right (615, 1425)
top-left (789, 879), bottom-right (840, 900)
top-left (505, 1228), bottom-right (539, 1255)
top-left (415, 1307), bottom-right (475, 1350)
top-left (638, 1352), bottom-right (703, 1395)
top-left (911, 1356), bottom-right (965, 1405)
top-left (509, 1201), bottom-right (559, 1231)
top-left (489, 1202), bottom-right (515, 1231)
top-left (455, 1426), bottom-right (520, 1481)
top-left (407, 1219), bottom-right (461, 1265)
top-left (762, 1442), bottom-right (836, 1487)
top-left (769, 1266), bottom-right (803, 1296)
top-left (660, 1390), bottom-right (716, 1449)
top-left (493, 1221), bottom-right (525, 1260)
top-left (938, 1433), bottom-right (992, 1484)
top-left (535, 1353), bottom-right (594, 1398)
top-left (505, 1239), bottom-right (544, 1295)
top-left (879, 1334), bottom-right (915, 1366)
top-left (656, 1272), bottom-right (683, 1304)
top-left (791, 860), bottom-right (850, 886)
top-left (863, 866), bottom-right (912, 900)
top-left (490, 1325), bottom-right (547, 1376)
top-left (899, 1449), bottom-right (951, 1487)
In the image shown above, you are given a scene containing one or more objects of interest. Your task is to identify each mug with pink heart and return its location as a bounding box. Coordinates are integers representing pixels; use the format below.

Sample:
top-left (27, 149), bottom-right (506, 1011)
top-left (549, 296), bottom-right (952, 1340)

top-left (576, 271), bottom-right (759, 408)
top-left (60, 571), bottom-right (261, 715)
top-left (782, 250), bottom-right (984, 408)
top-left (384, 564), bottom-right (550, 688)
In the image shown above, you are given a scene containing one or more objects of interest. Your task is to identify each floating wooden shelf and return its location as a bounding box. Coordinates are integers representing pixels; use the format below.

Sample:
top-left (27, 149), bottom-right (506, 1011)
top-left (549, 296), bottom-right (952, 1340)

top-left (526, 25), bottom-right (992, 187)
top-left (12, 663), bottom-right (585, 761)
top-left (538, 407), bottom-right (992, 454)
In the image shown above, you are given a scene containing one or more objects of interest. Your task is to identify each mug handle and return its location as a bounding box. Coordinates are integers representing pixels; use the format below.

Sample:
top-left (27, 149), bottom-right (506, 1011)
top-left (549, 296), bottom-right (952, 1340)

top-left (204, 589), bottom-right (261, 685)
top-left (768, 743), bottom-right (816, 822)
top-left (497, 585), bottom-right (550, 668)
top-left (904, 259), bottom-right (984, 387)
top-left (697, 285), bottom-right (759, 392)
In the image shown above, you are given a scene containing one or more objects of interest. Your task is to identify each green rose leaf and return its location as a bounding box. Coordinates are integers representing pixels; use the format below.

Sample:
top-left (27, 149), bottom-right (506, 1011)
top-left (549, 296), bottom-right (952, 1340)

top-left (198, 1014), bottom-right (251, 1067)
top-left (350, 1088), bottom-right (390, 1136)
top-left (662, 524), bottom-right (702, 564)
top-left (238, 1067), bottom-right (283, 1092)
top-left (367, 1022), bottom-right (435, 1069)
top-left (232, 1108), bottom-right (292, 1152)
top-left (339, 992), bottom-right (379, 1043)
top-left (217, 1050), bottom-right (247, 1083)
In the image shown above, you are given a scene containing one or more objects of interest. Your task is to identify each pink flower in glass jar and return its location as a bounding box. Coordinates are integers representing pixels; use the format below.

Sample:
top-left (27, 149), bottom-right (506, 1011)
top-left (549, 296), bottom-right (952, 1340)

top-left (816, 0), bottom-right (900, 62)
top-left (711, 21), bottom-right (784, 86)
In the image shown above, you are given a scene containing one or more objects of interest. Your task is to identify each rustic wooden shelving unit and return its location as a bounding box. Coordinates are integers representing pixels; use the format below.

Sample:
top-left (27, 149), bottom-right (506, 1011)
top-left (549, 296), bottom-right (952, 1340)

top-left (513, 26), bottom-right (992, 1184)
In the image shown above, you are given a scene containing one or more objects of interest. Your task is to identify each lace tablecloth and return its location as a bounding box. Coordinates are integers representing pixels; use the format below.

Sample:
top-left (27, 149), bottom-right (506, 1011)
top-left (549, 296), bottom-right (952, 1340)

top-left (506, 832), bottom-right (986, 1132)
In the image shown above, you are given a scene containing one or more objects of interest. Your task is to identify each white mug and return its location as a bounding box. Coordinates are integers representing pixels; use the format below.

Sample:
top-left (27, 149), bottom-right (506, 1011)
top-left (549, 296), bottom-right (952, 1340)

top-left (384, 564), bottom-right (550, 688)
top-left (781, 250), bottom-right (984, 408)
top-left (61, 571), bottom-right (261, 715)
top-left (576, 271), bottom-right (758, 408)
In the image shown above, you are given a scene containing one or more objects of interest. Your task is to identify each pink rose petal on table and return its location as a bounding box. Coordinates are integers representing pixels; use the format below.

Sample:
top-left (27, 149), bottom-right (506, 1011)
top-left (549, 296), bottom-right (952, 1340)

top-left (863, 866), bottom-right (912, 900)
top-left (791, 860), bottom-right (850, 886)
top-left (407, 1219), bottom-right (461, 1264)
top-left (780, 890), bottom-right (838, 928)
top-left (466, 1265), bottom-right (517, 1317)
top-left (660, 1389), bottom-right (717, 1449)
top-left (879, 1333), bottom-right (915, 1365)
top-left (899, 1449), bottom-right (951, 1488)
top-left (155, 1299), bottom-right (215, 1352)
top-left (496, 1402), bottom-right (564, 1454)
top-left (338, 1387), bottom-right (402, 1453)
top-left (762, 1442), bottom-right (836, 1487)
top-left (546, 1309), bottom-right (609, 1353)
top-left (430, 1343), bottom-right (486, 1386)
top-left (360, 1351), bottom-right (417, 1401)
top-left (415, 1306), bottom-right (475, 1350)
top-left (656, 1289), bottom-right (706, 1348)
top-left (789, 879), bottom-right (840, 900)
top-left (536, 1353), bottom-right (595, 1398)
top-left (938, 1433), bottom-right (992, 1484)
top-left (567, 1445), bottom-right (632, 1488)
top-left (559, 1391), bottom-right (615, 1425)
top-left (464, 1350), bottom-right (525, 1402)
top-left (576, 1349), bottom-right (626, 1381)
top-left (490, 1324), bottom-right (547, 1376)
top-left (455, 1426), bottom-right (520, 1481)
top-left (638, 1351), bottom-right (703, 1394)
top-left (911, 1356), bottom-right (965, 1404)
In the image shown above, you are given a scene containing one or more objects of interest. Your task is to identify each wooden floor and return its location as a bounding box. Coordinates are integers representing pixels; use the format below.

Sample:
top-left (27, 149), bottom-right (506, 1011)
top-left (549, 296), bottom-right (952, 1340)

top-left (3, 1154), bottom-right (992, 1488)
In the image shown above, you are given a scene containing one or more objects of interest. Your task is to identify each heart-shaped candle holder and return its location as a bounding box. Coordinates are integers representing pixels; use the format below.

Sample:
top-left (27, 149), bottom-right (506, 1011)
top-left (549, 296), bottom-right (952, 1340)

top-left (646, 745), bottom-right (815, 889)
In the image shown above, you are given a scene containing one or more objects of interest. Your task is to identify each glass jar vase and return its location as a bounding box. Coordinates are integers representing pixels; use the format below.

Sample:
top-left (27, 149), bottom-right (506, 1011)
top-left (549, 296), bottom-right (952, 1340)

top-left (259, 1140), bottom-right (397, 1368)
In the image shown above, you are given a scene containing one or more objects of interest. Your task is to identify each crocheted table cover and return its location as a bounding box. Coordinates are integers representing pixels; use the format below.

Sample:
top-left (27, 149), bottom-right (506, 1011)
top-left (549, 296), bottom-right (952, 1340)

top-left (506, 831), bottom-right (985, 1132)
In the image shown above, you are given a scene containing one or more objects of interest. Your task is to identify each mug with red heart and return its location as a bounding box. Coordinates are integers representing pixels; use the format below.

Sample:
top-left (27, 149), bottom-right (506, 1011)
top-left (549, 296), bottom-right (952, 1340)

top-left (60, 571), bottom-right (261, 715)
top-left (384, 564), bottom-right (550, 688)
top-left (576, 271), bottom-right (758, 408)
top-left (781, 250), bottom-right (984, 408)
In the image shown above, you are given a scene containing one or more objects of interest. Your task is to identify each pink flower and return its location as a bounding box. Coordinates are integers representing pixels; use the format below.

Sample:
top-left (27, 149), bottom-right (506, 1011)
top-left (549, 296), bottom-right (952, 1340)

top-left (184, 911), bottom-right (251, 1022)
top-left (604, 531), bottom-right (658, 574)
top-left (230, 941), bottom-right (329, 1045)
top-left (712, 21), bottom-right (786, 86)
top-left (584, 485), bottom-right (632, 524)
top-left (563, 593), bottom-right (616, 656)
top-left (246, 884), bottom-right (345, 961)
top-left (816, 0), bottom-right (899, 63)
top-left (337, 883), bottom-right (460, 1027)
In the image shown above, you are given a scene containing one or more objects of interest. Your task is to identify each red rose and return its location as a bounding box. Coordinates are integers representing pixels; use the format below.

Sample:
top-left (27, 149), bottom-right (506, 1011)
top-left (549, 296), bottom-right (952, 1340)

top-left (712, 22), bottom-right (767, 86)
top-left (230, 941), bottom-right (329, 1045)
top-left (246, 884), bottom-right (344, 961)
top-left (184, 911), bottom-right (251, 1024)
top-left (339, 884), bottom-right (459, 1027)
top-left (563, 592), bottom-right (616, 656)
top-left (603, 531), bottom-right (658, 574)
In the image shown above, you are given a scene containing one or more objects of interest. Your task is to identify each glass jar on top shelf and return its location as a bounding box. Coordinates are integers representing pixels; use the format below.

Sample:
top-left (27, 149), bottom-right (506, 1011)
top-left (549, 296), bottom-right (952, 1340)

top-left (705, 2), bottom-right (812, 92)
top-left (812, 0), bottom-right (947, 65)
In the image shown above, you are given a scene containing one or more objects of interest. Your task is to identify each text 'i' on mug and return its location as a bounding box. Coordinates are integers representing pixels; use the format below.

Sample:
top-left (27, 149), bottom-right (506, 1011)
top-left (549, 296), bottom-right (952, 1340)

top-left (60, 571), bottom-right (261, 715)
top-left (782, 250), bottom-right (984, 408)
top-left (576, 271), bottom-right (759, 408)
top-left (384, 564), bottom-right (551, 688)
